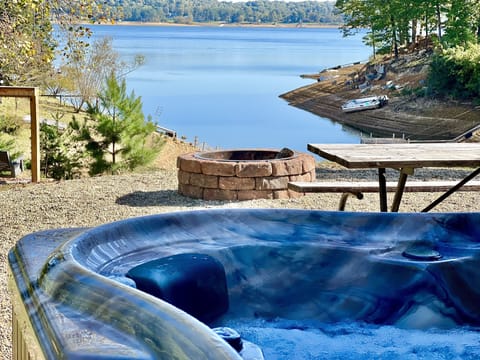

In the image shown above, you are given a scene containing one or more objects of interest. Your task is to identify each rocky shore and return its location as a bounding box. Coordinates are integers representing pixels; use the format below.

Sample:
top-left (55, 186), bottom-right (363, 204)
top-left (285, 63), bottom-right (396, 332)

top-left (280, 53), bottom-right (480, 142)
top-left (1, 159), bottom-right (480, 357)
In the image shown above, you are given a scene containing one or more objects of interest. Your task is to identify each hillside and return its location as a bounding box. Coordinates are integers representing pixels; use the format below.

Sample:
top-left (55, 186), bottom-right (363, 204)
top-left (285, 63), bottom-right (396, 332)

top-left (154, 135), bottom-right (197, 170)
top-left (280, 51), bottom-right (480, 142)
top-left (0, 95), bottom-right (197, 182)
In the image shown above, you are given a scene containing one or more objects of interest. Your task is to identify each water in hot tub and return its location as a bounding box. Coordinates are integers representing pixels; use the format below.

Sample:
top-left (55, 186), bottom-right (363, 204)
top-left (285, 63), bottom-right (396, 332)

top-left (100, 210), bottom-right (480, 359)
top-left (223, 318), bottom-right (480, 359)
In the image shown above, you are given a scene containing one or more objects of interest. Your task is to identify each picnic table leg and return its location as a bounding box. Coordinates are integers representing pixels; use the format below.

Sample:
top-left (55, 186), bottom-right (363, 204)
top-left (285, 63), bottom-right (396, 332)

top-left (338, 192), bottom-right (364, 211)
top-left (378, 168), bottom-right (388, 212)
top-left (390, 168), bottom-right (414, 212)
top-left (421, 167), bottom-right (480, 212)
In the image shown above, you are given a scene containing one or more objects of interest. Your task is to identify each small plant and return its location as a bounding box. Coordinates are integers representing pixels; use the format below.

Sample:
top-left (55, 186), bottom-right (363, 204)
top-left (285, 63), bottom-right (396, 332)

top-left (0, 133), bottom-right (21, 160)
top-left (40, 121), bottom-right (84, 180)
top-left (0, 114), bottom-right (22, 134)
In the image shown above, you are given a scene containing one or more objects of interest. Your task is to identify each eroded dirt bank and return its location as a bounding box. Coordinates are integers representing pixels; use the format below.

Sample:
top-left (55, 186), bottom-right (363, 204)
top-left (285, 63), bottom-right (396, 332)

top-left (280, 53), bottom-right (480, 142)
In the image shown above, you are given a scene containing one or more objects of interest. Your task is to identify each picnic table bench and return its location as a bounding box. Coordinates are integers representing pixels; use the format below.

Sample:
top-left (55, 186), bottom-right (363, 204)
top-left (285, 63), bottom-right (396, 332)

top-left (289, 180), bottom-right (480, 211)
top-left (296, 143), bottom-right (480, 212)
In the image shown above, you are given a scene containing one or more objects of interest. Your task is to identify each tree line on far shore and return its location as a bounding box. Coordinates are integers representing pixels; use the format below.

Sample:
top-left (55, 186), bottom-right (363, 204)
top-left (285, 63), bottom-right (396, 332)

top-left (108, 0), bottom-right (342, 25)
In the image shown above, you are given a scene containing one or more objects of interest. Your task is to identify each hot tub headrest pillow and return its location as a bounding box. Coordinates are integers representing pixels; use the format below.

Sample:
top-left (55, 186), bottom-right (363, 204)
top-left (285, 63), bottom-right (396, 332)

top-left (126, 253), bottom-right (229, 323)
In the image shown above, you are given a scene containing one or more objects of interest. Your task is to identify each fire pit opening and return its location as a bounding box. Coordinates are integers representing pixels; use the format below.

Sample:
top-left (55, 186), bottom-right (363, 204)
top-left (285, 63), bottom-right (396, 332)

top-left (195, 148), bottom-right (295, 161)
top-left (177, 148), bottom-right (316, 201)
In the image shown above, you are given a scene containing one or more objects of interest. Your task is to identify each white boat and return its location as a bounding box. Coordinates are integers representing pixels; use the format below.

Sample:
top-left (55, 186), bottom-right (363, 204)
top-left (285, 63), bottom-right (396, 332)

top-left (341, 95), bottom-right (388, 113)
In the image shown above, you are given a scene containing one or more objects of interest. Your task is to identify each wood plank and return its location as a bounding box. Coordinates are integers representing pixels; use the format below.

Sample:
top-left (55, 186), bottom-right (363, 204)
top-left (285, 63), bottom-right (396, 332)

top-left (29, 91), bottom-right (40, 182)
top-left (360, 137), bottom-right (408, 144)
top-left (288, 180), bottom-right (480, 193)
top-left (307, 143), bottom-right (480, 168)
top-left (0, 86), bottom-right (37, 97)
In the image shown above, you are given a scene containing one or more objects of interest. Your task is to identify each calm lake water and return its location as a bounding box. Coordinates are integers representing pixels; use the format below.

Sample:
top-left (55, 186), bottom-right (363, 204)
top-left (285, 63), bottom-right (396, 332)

top-left (90, 25), bottom-right (371, 152)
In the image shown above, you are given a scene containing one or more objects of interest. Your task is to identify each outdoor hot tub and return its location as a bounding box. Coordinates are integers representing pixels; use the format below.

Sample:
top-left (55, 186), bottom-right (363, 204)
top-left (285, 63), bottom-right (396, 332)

top-left (8, 209), bottom-right (480, 359)
top-left (177, 149), bottom-right (316, 200)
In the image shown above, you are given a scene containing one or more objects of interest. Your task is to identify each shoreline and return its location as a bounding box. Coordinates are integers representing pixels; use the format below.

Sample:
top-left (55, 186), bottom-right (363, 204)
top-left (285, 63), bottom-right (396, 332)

top-left (281, 56), bottom-right (480, 141)
top-left (91, 20), bottom-right (341, 29)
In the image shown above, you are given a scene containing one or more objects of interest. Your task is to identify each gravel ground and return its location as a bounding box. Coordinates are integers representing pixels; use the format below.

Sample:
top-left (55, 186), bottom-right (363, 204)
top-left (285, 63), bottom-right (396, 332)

top-left (1, 164), bottom-right (479, 358)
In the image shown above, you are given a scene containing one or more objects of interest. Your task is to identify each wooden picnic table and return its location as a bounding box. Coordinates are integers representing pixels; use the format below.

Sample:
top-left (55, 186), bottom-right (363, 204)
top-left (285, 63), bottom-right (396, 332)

top-left (307, 143), bottom-right (480, 212)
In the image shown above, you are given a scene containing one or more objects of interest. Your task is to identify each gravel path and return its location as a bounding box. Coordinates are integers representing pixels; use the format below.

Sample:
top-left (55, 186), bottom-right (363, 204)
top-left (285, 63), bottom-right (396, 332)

top-left (1, 165), bottom-right (479, 358)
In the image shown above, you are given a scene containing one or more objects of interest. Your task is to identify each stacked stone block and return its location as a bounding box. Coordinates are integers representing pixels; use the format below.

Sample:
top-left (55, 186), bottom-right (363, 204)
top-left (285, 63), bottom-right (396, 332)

top-left (177, 151), bottom-right (316, 200)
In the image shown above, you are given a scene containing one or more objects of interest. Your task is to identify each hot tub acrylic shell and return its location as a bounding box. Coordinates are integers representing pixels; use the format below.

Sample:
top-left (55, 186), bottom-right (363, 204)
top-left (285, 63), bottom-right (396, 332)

top-left (8, 209), bottom-right (480, 359)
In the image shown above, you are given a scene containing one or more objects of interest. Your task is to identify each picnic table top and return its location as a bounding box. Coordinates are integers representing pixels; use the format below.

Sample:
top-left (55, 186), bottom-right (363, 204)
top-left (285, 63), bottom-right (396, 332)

top-left (307, 143), bottom-right (480, 169)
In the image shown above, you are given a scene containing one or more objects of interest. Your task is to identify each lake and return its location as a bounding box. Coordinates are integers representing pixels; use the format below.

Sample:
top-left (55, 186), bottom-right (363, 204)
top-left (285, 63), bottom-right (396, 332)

top-left (90, 25), bottom-right (371, 152)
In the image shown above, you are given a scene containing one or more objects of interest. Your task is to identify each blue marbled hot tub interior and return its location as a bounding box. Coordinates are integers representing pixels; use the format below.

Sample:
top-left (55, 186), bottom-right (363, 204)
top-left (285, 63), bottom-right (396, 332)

top-left (71, 209), bottom-right (480, 330)
top-left (17, 209), bottom-right (480, 358)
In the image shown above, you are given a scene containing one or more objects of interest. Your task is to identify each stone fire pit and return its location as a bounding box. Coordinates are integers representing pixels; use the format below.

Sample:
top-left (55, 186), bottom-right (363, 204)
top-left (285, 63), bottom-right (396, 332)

top-left (177, 148), bottom-right (316, 200)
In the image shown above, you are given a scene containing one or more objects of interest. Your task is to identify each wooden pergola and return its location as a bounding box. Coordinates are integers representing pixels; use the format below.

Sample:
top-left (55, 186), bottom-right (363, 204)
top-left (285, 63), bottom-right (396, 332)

top-left (0, 86), bottom-right (40, 183)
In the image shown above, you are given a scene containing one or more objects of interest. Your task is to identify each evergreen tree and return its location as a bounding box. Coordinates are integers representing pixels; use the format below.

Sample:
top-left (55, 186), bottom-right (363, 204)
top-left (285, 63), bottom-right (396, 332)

top-left (40, 120), bottom-right (84, 180)
top-left (76, 74), bottom-right (163, 175)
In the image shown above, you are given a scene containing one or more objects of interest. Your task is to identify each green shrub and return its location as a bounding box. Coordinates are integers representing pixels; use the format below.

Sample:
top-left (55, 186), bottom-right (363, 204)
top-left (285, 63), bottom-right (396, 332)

top-left (0, 114), bottom-right (22, 134)
top-left (428, 43), bottom-right (480, 100)
top-left (40, 122), bottom-right (84, 180)
top-left (0, 133), bottom-right (21, 160)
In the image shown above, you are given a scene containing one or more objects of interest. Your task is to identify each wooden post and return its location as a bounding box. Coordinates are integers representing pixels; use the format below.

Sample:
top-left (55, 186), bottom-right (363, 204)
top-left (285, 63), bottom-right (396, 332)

top-left (30, 88), bottom-right (40, 182)
top-left (0, 86), bottom-right (41, 183)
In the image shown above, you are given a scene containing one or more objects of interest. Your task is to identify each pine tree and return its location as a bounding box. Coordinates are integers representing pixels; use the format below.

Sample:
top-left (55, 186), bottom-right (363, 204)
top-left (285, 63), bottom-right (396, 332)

top-left (77, 73), bottom-right (163, 175)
